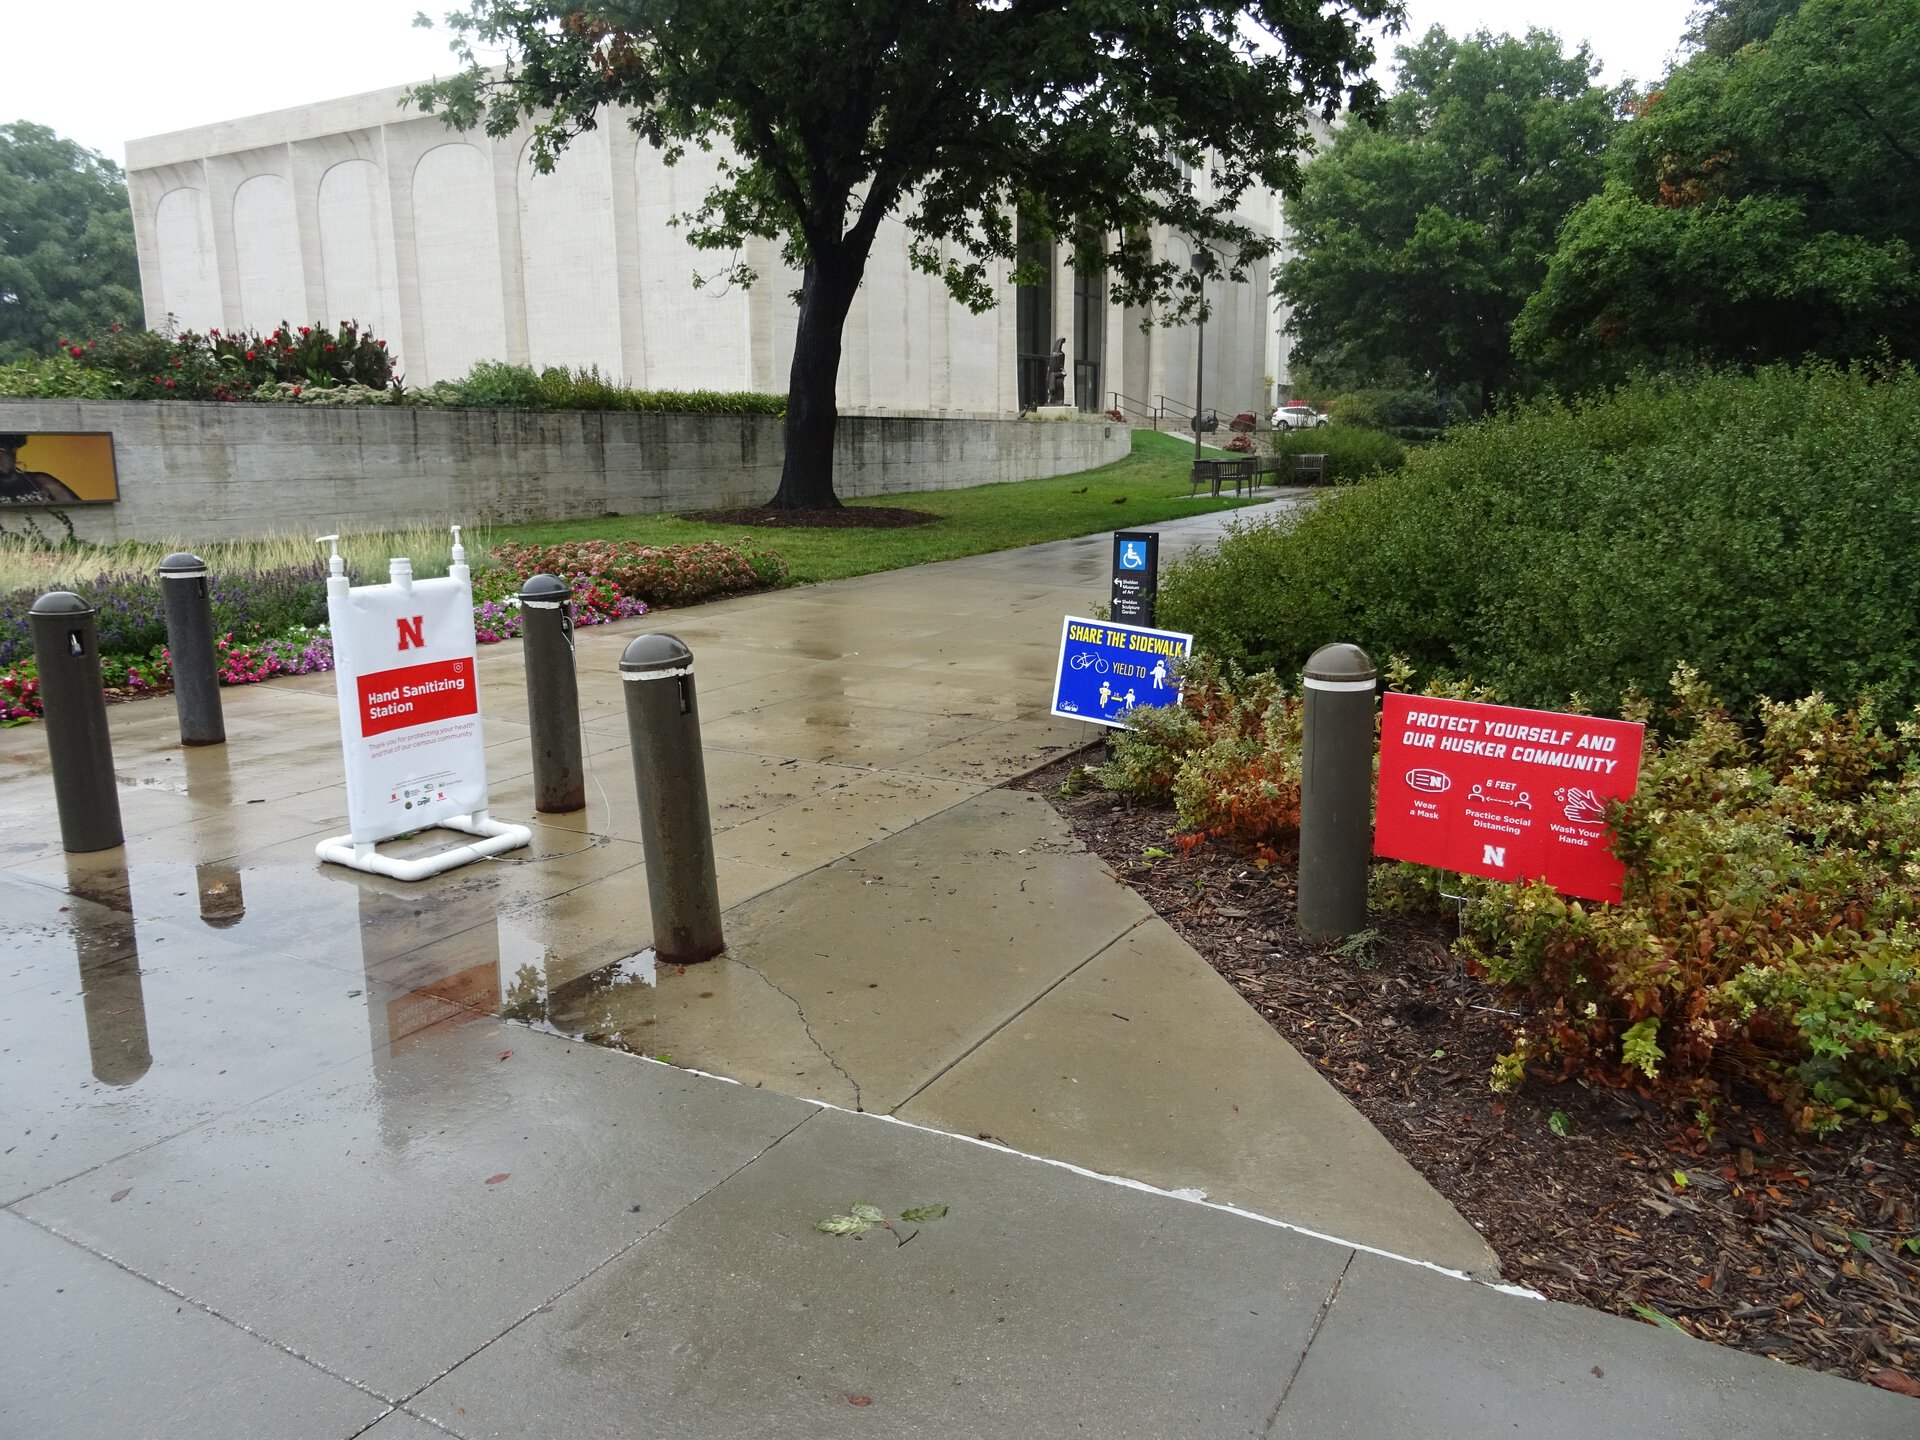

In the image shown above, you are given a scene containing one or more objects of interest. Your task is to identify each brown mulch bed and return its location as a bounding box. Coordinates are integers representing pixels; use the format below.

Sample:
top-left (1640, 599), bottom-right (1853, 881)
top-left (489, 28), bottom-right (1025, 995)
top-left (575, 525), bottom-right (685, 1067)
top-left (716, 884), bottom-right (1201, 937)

top-left (1013, 748), bottom-right (1920, 1398)
top-left (680, 505), bottom-right (942, 528)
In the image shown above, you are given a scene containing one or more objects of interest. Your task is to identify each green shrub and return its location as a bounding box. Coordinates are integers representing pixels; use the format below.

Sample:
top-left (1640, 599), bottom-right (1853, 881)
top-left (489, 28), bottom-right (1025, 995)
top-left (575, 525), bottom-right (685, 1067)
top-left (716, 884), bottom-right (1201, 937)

top-left (0, 334), bottom-right (786, 417)
top-left (415, 362), bottom-right (785, 417)
top-left (1321, 386), bottom-right (1455, 431)
top-left (488, 537), bottom-right (788, 605)
top-left (1096, 654), bottom-right (1305, 856)
top-left (1164, 362), bottom-right (1920, 716)
top-left (0, 321), bottom-right (395, 401)
top-left (1265, 425), bottom-right (1405, 484)
top-left (1458, 667), bottom-right (1920, 1134)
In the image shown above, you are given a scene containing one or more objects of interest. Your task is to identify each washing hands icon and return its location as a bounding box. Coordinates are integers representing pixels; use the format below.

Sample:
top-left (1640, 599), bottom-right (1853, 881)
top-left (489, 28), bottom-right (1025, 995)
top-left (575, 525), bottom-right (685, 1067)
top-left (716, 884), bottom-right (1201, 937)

top-left (1557, 786), bottom-right (1606, 823)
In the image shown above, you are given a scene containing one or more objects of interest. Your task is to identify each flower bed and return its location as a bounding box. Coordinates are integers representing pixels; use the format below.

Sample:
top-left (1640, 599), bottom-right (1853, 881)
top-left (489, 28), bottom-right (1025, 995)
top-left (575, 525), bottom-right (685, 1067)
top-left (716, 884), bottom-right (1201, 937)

top-left (0, 536), bottom-right (786, 722)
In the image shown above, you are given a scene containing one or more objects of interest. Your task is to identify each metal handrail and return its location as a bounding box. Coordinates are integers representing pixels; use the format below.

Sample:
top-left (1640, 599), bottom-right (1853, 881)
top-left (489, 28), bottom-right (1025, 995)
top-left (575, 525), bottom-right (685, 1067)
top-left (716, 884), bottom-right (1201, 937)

top-left (1107, 390), bottom-right (1157, 425)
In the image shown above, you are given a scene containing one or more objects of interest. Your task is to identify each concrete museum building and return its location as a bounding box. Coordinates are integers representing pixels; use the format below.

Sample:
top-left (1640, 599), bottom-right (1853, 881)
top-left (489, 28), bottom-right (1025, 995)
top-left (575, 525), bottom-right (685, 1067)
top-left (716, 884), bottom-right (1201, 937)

top-left (125, 84), bottom-right (1290, 423)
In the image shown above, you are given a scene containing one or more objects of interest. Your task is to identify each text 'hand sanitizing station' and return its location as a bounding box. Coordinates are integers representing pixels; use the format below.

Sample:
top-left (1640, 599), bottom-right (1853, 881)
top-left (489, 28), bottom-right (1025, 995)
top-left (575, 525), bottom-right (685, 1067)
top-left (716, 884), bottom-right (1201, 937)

top-left (314, 526), bottom-right (531, 881)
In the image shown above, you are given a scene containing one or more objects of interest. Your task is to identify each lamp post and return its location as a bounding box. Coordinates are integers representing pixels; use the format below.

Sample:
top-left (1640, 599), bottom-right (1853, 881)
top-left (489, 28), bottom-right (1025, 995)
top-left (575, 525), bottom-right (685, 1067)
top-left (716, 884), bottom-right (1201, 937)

top-left (1190, 248), bottom-right (1212, 466)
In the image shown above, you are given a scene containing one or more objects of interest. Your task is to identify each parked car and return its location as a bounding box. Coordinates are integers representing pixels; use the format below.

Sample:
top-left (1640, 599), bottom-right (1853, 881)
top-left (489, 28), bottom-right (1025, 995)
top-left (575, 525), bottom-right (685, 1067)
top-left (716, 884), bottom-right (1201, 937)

top-left (1270, 404), bottom-right (1329, 429)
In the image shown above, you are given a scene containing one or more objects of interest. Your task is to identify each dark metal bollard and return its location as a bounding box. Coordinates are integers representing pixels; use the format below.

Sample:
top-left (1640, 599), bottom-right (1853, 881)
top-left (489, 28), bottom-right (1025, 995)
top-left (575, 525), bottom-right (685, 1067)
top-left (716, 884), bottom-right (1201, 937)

top-left (159, 551), bottom-right (224, 746)
top-left (620, 633), bottom-right (724, 964)
top-left (517, 573), bottom-right (585, 813)
top-left (29, 592), bottom-right (123, 852)
top-left (1297, 642), bottom-right (1377, 941)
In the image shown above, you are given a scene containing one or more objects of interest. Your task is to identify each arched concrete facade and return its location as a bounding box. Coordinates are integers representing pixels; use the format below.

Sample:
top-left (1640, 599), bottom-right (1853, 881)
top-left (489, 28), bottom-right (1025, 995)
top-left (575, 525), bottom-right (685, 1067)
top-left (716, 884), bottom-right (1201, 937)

top-left (125, 84), bottom-right (1294, 418)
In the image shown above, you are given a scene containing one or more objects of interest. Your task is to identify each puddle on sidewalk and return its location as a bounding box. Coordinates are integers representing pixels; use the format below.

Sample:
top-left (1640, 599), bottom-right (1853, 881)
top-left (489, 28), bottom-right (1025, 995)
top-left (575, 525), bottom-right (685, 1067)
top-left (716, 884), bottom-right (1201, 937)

top-left (485, 928), bottom-right (855, 1106)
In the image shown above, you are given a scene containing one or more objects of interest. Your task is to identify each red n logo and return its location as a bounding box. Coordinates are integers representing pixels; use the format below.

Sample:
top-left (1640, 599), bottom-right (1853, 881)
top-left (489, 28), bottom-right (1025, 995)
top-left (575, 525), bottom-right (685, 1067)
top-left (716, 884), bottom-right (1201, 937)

top-left (397, 615), bottom-right (425, 650)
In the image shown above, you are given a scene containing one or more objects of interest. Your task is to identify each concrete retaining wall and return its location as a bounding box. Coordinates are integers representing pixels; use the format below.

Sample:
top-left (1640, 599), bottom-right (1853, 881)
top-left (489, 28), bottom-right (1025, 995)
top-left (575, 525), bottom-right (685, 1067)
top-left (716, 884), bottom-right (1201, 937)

top-left (0, 401), bottom-right (1128, 543)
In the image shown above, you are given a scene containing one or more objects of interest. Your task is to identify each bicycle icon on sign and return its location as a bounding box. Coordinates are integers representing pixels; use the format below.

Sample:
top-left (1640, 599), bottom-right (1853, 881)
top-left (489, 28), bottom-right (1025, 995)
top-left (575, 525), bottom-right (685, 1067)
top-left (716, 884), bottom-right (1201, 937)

top-left (1069, 652), bottom-right (1110, 673)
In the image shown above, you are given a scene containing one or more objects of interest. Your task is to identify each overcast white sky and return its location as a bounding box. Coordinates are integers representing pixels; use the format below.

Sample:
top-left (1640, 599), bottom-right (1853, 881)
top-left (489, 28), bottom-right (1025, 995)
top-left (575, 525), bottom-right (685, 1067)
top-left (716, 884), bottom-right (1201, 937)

top-left (13, 1), bottom-right (1697, 167)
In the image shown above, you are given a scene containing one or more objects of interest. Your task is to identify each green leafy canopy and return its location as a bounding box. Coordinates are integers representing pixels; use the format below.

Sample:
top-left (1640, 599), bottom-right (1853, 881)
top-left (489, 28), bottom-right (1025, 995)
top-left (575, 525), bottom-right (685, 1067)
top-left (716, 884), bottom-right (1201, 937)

top-left (1516, 0), bottom-right (1920, 384)
top-left (0, 123), bottom-right (143, 365)
top-left (1276, 27), bottom-right (1624, 408)
top-left (409, 0), bottom-right (1400, 316)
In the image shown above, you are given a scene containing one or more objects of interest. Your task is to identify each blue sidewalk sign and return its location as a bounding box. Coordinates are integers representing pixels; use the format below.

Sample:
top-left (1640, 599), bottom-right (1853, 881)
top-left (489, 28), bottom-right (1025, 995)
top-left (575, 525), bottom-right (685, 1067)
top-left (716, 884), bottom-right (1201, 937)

top-left (1051, 615), bottom-right (1193, 729)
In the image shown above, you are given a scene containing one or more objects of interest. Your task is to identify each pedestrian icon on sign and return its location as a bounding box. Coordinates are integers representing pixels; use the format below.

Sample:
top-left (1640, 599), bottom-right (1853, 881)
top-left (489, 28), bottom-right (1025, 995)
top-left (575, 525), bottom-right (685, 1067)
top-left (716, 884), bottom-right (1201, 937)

top-left (1119, 541), bottom-right (1147, 571)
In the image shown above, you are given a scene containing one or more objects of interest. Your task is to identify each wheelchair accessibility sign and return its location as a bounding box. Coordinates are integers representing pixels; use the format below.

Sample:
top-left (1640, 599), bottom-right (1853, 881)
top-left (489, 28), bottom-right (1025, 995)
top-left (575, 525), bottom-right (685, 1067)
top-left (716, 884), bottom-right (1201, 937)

top-left (1051, 616), bottom-right (1193, 728)
top-left (1118, 539), bottom-right (1149, 571)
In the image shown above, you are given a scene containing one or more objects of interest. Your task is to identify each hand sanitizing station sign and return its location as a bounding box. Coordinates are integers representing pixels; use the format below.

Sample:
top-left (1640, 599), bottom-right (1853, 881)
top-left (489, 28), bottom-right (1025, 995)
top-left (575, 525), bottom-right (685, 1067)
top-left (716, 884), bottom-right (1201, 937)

top-left (316, 529), bottom-right (528, 881)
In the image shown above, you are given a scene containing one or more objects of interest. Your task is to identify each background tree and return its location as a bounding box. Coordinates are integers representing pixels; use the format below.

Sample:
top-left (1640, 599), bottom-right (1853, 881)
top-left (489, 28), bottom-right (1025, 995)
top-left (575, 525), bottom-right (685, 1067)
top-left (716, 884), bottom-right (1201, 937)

top-left (1516, 0), bottom-right (1920, 386)
top-left (1275, 28), bottom-right (1622, 412)
top-left (0, 123), bottom-right (143, 364)
top-left (1683, 0), bottom-right (1805, 58)
top-left (411, 0), bottom-right (1396, 510)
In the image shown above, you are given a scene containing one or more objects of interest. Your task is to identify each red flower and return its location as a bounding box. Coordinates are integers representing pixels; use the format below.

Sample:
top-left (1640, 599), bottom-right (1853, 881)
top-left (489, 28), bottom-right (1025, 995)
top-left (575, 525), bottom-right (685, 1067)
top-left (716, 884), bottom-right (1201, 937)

top-left (245, 351), bottom-right (256, 361)
top-left (210, 328), bottom-right (221, 337)
top-left (68, 346), bottom-right (84, 359)
top-left (376, 339), bottom-right (386, 348)
top-left (291, 385), bottom-right (302, 396)
top-left (325, 344), bottom-right (335, 352)
top-left (298, 326), bottom-right (311, 336)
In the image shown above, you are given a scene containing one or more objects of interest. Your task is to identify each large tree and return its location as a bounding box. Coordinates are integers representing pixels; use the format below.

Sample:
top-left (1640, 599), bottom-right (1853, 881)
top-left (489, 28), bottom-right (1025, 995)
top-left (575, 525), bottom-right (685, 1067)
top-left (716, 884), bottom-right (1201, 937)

top-left (1515, 0), bottom-right (1920, 385)
top-left (1683, 0), bottom-right (1805, 58)
top-left (0, 123), bottom-right (143, 364)
top-left (1274, 28), bottom-right (1622, 410)
top-left (410, 0), bottom-right (1397, 509)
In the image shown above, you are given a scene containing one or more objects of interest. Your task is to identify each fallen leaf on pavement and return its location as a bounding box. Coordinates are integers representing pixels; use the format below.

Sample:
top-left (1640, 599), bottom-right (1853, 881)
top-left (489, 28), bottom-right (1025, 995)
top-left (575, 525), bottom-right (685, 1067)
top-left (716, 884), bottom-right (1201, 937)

top-left (110, 1188), bottom-right (130, 1203)
top-left (1865, 1368), bottom-right (1920, 1397)
top-left (485, 1173), bottom-right (511, 1185)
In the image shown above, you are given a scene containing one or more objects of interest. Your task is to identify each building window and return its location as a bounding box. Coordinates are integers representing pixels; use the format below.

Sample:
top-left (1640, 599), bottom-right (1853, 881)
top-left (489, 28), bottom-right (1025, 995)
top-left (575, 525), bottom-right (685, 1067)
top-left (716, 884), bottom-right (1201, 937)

top-left (1073, 262), bottom-right (1106, 412)
top-left (1015, 218), bottom-right (1054, 411)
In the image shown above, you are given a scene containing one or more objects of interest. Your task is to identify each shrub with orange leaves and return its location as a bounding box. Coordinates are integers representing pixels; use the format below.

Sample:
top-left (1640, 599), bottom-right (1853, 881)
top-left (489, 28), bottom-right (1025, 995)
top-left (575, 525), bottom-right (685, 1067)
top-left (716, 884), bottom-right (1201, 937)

top-left (1095, 654), bottom-right (1304, 857)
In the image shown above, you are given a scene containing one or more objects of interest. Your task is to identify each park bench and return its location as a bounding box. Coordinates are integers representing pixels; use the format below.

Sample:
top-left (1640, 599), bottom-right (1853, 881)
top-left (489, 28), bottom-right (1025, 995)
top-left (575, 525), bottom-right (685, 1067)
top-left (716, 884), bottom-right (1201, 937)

top-left (1189, 457), bottom-right (1257, 497)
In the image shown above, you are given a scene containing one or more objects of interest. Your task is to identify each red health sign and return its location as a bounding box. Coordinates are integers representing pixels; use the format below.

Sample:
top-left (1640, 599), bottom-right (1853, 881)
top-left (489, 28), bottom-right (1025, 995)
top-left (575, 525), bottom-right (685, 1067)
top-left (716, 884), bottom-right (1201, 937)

top-left (356, 657), bottom-right (478, 738)
top-left (1374, 693), bottom-right (1645, 902)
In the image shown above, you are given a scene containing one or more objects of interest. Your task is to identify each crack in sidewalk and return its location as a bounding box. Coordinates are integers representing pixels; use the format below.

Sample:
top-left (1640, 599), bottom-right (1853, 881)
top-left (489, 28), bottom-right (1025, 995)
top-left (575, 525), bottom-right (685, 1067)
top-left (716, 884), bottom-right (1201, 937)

top-left (729, 952), bottom-right (866, 1111)
top-left (1263, 1249), bottom-right (1354, 1437)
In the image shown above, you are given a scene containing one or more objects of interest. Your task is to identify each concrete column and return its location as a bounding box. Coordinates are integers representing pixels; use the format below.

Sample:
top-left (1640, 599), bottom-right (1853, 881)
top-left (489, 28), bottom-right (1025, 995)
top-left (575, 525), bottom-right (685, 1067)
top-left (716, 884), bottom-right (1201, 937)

top-left (608, 123), bottom-right (649, 386)
top-left (202, 156), bottom-right (246, 333)
top-left (494, 130), bottom-right (532, 366)
top-left (381, 122), bottom-right (430, 382)
top-left (287, 139), bottom-right (330, 325)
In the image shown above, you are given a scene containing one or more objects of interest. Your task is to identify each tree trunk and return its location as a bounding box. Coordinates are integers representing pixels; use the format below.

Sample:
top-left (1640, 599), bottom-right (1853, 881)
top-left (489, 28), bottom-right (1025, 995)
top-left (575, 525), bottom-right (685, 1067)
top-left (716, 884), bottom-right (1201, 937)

top-left (766, 254), bottom-right (863, 510)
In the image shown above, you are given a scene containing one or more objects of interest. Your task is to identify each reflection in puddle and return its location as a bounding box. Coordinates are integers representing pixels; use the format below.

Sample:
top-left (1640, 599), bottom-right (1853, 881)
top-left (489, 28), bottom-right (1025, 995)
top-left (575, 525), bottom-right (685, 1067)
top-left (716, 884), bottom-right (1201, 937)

top-left (66, 857), bottom-right (152, 1087)
top-left (502, 947), bottom-right (658, 1043)
top-left (194, 862), bottom-right (246, 927)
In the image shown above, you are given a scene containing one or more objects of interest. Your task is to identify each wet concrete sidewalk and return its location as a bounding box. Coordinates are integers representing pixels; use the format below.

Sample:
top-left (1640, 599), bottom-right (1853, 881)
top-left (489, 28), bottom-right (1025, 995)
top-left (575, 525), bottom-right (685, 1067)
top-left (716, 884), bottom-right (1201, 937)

top-left (2, 503), bottom-right (1912, 1437)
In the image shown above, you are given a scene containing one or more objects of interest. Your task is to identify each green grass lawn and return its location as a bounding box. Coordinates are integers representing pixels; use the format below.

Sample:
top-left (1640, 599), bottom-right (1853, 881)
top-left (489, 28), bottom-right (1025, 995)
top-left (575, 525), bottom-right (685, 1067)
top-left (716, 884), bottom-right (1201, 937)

top-left (495, 429), bottom-right (1263, 584)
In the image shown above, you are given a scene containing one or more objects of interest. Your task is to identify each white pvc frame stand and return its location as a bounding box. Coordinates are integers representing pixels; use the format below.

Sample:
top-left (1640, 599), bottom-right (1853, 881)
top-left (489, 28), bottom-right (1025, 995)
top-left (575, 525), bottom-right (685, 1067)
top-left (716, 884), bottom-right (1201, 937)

top-left (313, 526), bottom-right (532, 882)
top-left (315, 811), bottom-right (532, 883)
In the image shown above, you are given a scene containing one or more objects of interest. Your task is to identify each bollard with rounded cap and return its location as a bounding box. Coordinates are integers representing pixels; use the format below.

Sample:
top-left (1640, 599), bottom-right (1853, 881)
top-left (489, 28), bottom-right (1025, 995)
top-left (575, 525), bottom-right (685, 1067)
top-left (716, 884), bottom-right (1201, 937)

top-left (28, 591), bottom-right (124, 852)
top-left (516, 573), bottom-right (585, 813)
top-left (620, 632), bottom-right (724, 964)
top-left (159, 551), bottom-right (225, 746)
top-left (1297, 642), bottom-right (1377, 940)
